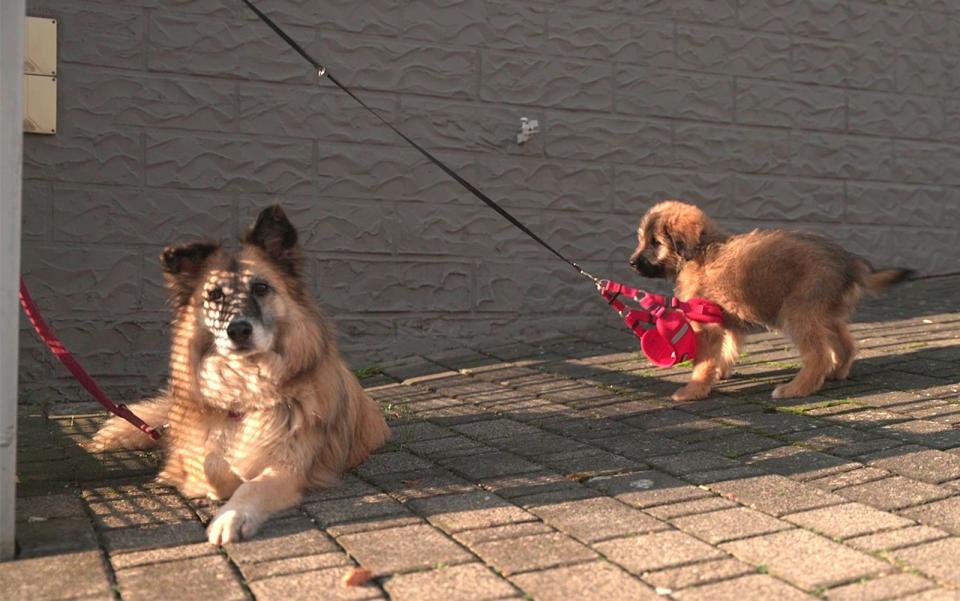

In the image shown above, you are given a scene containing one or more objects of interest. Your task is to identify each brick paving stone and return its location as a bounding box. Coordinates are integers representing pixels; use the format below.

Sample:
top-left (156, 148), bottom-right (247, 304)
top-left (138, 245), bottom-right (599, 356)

top-left (512, 485), bottom-right (599, 508)
top-left (646, 451), bottom-right (741, 476)
top-left (492, 431), bottom-right (589, 457)
top-left (721, 411), bottom-right (820, 435)
top-left (846, 525), bottom-right (950, 553)
top-left (529, 496), bottom-right (668, 543)
top-left (15, 492), bottom-right (86, 521)
top-left (225, 516), bottom-right (339, 564)
top-left (372, 470), bottom-right (477, 502)
top-left (355, 451), bottom-right (435, 477)
top-left (684, 465), bottom-right (767, 485)
top-left (406, 491), bottom-right (534, 533)
top-left (689, 430), bottom-right (782, 457)
top-left (103, 520), bottom-right (206, 554)
top-left (825, 573), bottom-right (935, 601)
top-left (15, 516), bottom-right (98, 558)
top-left (720, 529), bottom-right (890, 590)
top-left (586, 470), bottom-right (712, 509)
top-left (671, 507), bottom-right (793, 544)
top-left (785, 502), bottom-right (914, 539)
top-left (744, 446), bottom-right (860, 481)
top-left (405, 435), bottom-right (492, 459)
top-left (88, 493), bottom-right (195, 528)
top-left (301, 475), bottom-right (380, 503)
top-left (898, 589), bottom-right (960, 600)
top-left (110, 542), bottom-right (216, 570)
top-left (249, 566), bottom-right (383, 601)
top-left (709, 474), bottom-right (845, 516)
top-left (592, 432), bottom-right (687, 459)
top-left (471, 532), bottom-right (597, 575)
top-left (536, 448), bottom-right (641, 477)
top-left (863, 446), bottom-right (960, 484)
top-left (893, 537), bottom-right (960, 587)
top-left (385, 563), bottom-right (517, 601)
top-left (239, 552), bottom-right (352, 581)
top-left (453, 521), bottom-right (555, 547)
top-left (116, 554), bottom-right (248, 601)
top-left (440, 451), bottom-right (541, 480)
top-left (337, 524), bottom-right (474, 576)
top-left (451, 418), bottom-right (544, 440)
top-left (2, 550), bottom-right (113, 601)
top-left (901, 497), bottom-right (960, 534)
top-left (390, 421), bottom-right (454, 443)
top-left (511, 561), bottom-right (661, 601)
top-left (303, 493), bottom-right (421, 536)
top-left (838, 476), bottom-right (951, 511)
top-left (479, 470), bottom-right (584, 500)
top-left (644, 496), bottom-right (737, 520)
top-left (807, 467), bottom-right (891, 491)
top-left (594, 530), bottom-right (727, 574)
top-left (673, 574), bottom-right (816, 601)
top-left (880, 420), bottom-right (960, 450)
top-left (643, 558), bottom-right (755, 592)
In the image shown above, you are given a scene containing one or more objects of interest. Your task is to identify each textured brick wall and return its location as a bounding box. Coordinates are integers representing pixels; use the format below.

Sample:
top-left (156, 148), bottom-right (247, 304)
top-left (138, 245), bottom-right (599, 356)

top-left (19, 0), bottom-right (960, 400)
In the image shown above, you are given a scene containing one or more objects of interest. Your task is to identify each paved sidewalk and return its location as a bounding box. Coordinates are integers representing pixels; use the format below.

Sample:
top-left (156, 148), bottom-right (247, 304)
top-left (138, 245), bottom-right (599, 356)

top-left (5, 278), bottom-right (960, 600)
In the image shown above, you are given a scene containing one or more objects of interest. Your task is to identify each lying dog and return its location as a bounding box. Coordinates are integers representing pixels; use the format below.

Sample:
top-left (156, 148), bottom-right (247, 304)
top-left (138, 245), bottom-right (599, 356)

top-left (630, 200), bottom-right (910, 401)
top-left (91, 205), bottom-right (390, 544)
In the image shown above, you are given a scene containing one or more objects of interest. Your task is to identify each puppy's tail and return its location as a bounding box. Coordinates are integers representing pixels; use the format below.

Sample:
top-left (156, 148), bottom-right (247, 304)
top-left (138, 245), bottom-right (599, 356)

top-left (860, 264), bottom-right (914, 294)
top-left (88, 396), bottom-right (170, 452)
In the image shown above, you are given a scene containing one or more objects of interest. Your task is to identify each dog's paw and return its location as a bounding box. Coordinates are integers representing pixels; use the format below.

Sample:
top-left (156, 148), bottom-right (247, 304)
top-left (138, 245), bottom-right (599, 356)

top-left (207, 506), bottom-right (264, 545)
top-left (672, 383), bottom-right (711, 402)
top-left (771, 383), bottom-right (817, 399)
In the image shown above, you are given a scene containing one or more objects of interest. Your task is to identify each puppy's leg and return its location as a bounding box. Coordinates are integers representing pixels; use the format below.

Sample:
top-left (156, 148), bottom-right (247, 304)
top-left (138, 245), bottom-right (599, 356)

top-left (828, 322), bottom-right (857, 380)
top-left (673, 323), bottom-right (726, 402)
top-left (207, 466), bottom-right (302, 545)
top-left (716, 329), bottom-right (743, 380)
top-left (773, 318), bottom-right (832, 399)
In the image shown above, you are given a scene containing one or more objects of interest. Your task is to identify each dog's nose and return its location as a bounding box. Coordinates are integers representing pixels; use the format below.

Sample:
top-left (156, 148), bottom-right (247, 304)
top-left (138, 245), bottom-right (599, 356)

top-left (629, 253), bottom-right (642, 269)
top-left (227, 319), bottom-right (253, 344)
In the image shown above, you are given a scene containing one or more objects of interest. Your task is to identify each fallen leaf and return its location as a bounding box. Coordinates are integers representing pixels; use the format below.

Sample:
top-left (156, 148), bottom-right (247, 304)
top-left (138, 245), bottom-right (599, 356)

top-left (400, 479), bottom-right (423, 487)
top-left (341, 567), bottom-right (372, 587)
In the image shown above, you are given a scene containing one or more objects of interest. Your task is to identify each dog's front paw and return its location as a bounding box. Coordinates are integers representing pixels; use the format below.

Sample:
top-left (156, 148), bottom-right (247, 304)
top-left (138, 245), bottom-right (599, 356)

top-left (207, 506), bottom-right (264, 545)
top-left (672, 382), bottom-right (712, 402)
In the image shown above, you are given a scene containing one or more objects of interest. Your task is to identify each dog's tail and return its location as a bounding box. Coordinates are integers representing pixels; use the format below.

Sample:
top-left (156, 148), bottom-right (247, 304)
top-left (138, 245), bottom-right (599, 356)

top-left (859, 263), bottom-right (914, 294)
top-left (88, 396), bottom-right (170, 452)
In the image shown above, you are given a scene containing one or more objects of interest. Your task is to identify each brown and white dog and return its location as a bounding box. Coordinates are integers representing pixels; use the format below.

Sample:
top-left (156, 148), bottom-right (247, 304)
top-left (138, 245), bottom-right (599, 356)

top-left (91, 205), bottom-right (390, 544)
top-left (630, 200), bottom-right (911, 401)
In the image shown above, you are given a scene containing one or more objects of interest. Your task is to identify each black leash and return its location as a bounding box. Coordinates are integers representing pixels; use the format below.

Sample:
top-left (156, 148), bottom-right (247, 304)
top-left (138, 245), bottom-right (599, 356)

top-left (240, 0), bottom-right (598, 283)
top-left (909, 271), bottom-right (960, 281)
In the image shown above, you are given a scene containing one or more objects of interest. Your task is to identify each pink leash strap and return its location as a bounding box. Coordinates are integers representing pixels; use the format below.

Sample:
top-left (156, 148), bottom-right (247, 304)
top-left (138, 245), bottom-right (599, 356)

top-left (18, 277), bottom-right (161, 440)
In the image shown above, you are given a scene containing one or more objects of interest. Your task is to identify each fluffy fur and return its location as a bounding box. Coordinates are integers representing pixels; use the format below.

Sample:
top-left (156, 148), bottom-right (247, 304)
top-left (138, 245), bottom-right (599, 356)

top-left (91, 206), bottom-right (390, 544)
top-left (629, 200), bottom-right (911, 401)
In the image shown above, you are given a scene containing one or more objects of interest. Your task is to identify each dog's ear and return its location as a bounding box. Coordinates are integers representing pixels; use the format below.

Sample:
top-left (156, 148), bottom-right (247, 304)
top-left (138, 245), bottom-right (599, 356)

top-left (245, 205), bottom-right (300, 273)
top-left (160, 242), bottom-right (220, 305)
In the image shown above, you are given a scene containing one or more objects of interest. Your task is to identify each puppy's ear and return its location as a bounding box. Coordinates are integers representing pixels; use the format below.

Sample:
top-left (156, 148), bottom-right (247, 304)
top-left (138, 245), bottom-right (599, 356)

top-left (160, 242), bottom-right (220, 305)
top-left (245, 204), bottom-right (301, 274)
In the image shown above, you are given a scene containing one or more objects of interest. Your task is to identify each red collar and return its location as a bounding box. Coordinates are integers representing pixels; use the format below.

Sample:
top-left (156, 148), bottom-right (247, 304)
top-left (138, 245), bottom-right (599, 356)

top-left (597, 280), bottom-right (724, 368)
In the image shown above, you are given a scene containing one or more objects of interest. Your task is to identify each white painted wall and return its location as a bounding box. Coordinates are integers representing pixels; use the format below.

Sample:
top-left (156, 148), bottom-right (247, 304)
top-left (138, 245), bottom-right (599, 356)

top-left (0, 0), bottom-right (25, 560)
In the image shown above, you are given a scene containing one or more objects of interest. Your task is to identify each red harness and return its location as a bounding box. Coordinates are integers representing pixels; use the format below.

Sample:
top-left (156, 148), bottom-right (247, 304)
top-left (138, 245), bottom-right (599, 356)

top-left (597, 280), bottom-right (724, 368)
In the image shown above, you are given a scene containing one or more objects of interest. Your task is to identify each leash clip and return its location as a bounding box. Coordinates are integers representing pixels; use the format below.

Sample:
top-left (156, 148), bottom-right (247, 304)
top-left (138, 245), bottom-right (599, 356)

top-left (317, 66), bottom-right (327, 79)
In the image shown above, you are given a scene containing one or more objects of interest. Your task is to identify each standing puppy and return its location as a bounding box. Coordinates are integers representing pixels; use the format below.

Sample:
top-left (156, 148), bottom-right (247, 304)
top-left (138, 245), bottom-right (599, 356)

top-left (630, 201), bottom-right (911, 401)
top-left (91, 205), bottom-right (391, 544)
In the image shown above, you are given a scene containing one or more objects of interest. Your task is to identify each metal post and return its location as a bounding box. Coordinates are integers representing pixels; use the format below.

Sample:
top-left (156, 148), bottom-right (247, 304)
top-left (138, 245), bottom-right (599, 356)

top-left (0, 0), bottom-right (25, 560)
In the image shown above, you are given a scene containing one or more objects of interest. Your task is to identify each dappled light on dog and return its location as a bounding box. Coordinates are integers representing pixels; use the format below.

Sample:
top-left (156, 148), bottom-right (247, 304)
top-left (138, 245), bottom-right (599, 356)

top-left (90, 206), bottom-right (391, 545)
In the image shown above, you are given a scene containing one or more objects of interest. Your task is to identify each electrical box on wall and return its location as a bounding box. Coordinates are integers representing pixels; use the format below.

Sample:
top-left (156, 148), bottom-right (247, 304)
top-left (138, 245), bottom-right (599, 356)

top-left (23, 16), bottom-right (57, 135)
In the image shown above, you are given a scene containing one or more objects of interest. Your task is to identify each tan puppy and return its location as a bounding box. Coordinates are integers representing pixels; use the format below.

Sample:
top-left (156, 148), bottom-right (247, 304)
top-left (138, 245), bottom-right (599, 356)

top-left (629, 201), bottom-right (910, 401)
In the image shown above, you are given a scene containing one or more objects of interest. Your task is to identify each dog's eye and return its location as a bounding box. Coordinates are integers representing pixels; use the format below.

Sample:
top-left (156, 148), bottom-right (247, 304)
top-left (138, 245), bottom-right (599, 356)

top-left (207, 287), bottom-right (224, 302)
top-left (251, 282), bottom-right (270, 297)
top-left (651, 238), bottom-right (661, 248)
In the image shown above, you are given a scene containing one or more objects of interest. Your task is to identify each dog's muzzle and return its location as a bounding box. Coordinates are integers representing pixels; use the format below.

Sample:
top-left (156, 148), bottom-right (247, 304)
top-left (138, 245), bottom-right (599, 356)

top-left (630, 255), bottom-right (666, 278)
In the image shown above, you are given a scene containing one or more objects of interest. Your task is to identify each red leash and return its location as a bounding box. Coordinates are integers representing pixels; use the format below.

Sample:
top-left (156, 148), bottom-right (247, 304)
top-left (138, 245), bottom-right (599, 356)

top-left (597, 280), bottom-right (724, 368)
top-left (18, 277), bottom-right (161, 440)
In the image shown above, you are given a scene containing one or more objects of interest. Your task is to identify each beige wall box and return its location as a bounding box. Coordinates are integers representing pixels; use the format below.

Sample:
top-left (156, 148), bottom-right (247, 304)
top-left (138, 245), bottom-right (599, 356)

top-left (23, 16), bottom-right (56, 134)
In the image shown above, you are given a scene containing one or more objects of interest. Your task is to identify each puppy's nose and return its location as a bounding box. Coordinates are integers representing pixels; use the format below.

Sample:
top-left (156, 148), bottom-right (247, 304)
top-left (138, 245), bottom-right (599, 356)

top-left (629, 253), bottom-right (642, 269)
top-left (227, 319), bottom-right (253, 344)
